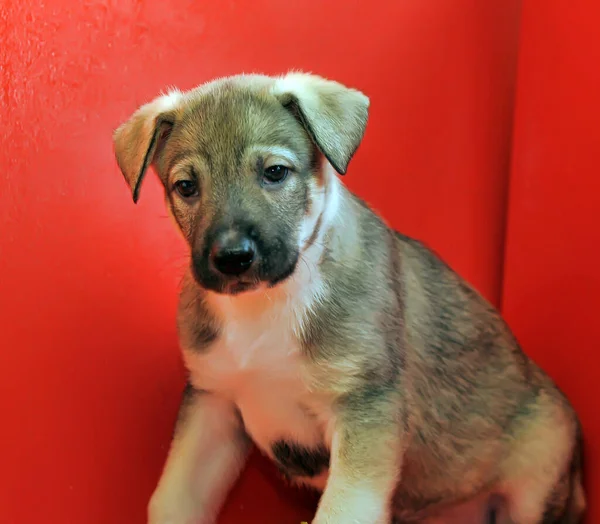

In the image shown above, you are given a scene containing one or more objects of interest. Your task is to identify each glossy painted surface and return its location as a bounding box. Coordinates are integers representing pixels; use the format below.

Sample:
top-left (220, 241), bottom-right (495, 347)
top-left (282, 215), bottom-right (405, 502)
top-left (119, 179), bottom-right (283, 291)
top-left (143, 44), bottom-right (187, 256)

top-left (503, 1), bottom-right (600, 520)
top-left (1, 0), bottom-right (521, 522)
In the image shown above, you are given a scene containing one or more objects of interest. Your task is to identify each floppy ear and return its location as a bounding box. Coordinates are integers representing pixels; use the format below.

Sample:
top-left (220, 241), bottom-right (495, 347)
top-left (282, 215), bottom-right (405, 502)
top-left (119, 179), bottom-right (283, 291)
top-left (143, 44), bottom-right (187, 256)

top-left (272, 73), bottom-right (369, 174)
top-left (113, 91), bottom-right (182, 203)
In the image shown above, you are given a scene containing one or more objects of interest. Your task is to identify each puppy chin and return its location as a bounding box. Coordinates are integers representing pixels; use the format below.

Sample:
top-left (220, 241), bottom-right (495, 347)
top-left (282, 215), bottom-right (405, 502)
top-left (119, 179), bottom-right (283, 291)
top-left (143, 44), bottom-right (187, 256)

top-left (191, 256), bottom-right (299, 295)
top-left (193, 273), bottom-right (260, 296)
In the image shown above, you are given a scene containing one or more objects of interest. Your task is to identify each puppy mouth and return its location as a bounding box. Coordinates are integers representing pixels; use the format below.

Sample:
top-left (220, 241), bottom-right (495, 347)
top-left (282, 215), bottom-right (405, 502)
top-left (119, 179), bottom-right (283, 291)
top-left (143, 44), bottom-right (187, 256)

top-left (192, 258), bottom-right (299, 296)
top-left (196, 276), bottom-right (260, 296)
top-left (222, 280), bottom-right (260, 295)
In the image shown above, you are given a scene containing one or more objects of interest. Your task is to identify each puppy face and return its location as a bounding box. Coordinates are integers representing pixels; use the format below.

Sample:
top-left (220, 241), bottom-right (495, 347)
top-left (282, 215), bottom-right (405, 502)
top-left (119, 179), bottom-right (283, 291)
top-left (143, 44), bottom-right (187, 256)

top-left (162, 88), bottom-right (316, 294)
top-left (113, 73), bottom-right (369, 294)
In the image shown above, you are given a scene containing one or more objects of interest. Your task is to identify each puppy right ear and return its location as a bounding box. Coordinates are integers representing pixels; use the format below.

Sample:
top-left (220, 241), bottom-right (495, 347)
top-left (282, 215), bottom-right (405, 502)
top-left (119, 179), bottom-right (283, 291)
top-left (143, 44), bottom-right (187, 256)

top-left (113, 91), bottom-right (182, 203)
top-left (272, 73), bottom-right (369, 175)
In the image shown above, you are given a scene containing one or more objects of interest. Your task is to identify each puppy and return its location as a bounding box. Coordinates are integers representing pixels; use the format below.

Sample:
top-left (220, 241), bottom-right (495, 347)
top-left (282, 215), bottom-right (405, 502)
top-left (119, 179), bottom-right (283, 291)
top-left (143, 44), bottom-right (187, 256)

top-left (113, 73), bottom-right (585, 524)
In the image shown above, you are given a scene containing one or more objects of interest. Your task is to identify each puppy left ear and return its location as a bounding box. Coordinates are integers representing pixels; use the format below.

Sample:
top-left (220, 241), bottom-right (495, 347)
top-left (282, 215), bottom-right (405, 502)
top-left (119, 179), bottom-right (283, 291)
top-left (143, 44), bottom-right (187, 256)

top-left (272, 72), bottom-right (369, 175)
top-left (113, 91), bottom-right (182, 203)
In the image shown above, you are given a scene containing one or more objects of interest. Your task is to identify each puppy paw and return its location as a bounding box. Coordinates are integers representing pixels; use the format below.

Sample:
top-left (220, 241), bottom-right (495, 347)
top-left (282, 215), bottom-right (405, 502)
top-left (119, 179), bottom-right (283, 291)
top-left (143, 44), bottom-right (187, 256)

top-left (312, 518), bottom-right (387, 524)
top-left (147, 489), bottom-right (211, 524)
top-left (312, 511), bottom-right (388, 524)
top-left (312, 503), bottom-right (389, 524)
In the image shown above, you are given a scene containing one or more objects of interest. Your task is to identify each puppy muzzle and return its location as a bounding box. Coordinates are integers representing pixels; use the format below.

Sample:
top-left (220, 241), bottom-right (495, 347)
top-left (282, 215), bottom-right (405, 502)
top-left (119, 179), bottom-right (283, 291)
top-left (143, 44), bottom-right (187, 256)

top-left (191, 223), bottom-right (299, 295)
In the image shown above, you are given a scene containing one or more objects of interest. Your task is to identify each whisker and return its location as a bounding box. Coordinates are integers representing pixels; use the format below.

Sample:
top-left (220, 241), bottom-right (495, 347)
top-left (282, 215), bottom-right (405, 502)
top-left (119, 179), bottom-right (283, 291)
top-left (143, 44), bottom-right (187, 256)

top-left (298, 252), bottom-right (317, 284)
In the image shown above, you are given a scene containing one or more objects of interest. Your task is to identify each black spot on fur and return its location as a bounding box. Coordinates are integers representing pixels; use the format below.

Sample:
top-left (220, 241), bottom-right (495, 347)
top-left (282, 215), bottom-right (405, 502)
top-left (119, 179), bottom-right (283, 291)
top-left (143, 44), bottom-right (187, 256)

top-left (304, 183), bottom-right (312, 215)
top-left (174, 381), bottom-right (205, 433)
top-left (191, 322), bottom-right (219, 347)
top-left (271, 440), bottom-right (329, 478)
top-left (302, 210), bottom-right (323, 251)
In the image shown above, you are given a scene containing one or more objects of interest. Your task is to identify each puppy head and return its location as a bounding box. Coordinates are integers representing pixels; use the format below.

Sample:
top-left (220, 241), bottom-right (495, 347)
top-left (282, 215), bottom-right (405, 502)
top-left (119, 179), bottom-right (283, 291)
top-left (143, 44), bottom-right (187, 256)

top-left (113, 73), bottom-right (369, 295)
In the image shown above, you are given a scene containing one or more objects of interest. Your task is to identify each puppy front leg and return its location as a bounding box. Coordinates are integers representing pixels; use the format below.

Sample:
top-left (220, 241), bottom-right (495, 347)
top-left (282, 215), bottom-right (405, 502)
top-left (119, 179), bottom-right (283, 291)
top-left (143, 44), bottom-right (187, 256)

top-left (314, 391), bottom-right (404, 524)
top-left (148, 384), bottom-right (251, 524)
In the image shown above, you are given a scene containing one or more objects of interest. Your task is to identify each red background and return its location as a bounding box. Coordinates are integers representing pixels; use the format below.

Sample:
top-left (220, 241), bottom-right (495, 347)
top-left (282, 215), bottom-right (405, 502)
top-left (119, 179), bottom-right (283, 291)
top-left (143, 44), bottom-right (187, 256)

top-left (0, 0), bottom-right (596, 522)
top-left (502, 1), bottom-right (600, 520)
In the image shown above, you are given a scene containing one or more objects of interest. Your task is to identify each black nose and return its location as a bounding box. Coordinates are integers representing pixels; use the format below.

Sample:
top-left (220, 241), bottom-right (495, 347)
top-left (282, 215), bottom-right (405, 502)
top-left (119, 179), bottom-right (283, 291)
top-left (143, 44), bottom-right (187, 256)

top-left (211, 231), bottom-right (256, 276)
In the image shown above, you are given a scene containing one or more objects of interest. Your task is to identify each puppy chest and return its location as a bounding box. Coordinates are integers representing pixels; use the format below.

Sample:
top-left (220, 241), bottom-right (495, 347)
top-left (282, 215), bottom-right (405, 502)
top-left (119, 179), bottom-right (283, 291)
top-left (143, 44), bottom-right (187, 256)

top-left (184, 318), bottom-right (331, 457)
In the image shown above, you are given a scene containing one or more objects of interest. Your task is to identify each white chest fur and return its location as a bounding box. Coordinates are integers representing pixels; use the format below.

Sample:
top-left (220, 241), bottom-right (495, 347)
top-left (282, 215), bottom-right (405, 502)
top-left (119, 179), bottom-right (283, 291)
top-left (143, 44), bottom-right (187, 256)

top-left (183, 276), bottom-right (332, 470)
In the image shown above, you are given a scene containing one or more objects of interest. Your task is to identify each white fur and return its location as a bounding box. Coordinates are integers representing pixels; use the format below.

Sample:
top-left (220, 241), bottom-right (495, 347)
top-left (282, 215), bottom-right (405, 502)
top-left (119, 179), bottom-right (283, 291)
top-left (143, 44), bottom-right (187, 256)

top-left (299, 162), bottom-right (340, 251)
top-left (157, 89), bottom-right (182, 109)
top-left (245, 144), bottom-right (301, 168)
top-left (271, 72), bottom-right (322, 115)
top-left (183, 163), bottom-right (341, 490)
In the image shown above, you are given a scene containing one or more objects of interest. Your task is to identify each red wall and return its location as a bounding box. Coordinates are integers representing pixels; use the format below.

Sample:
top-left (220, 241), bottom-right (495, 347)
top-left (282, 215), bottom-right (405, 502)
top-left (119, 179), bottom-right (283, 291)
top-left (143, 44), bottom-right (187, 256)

top-left (503, 1), bottom-right (600, 520)
top-left (5, 0), bottom-right (587, 522)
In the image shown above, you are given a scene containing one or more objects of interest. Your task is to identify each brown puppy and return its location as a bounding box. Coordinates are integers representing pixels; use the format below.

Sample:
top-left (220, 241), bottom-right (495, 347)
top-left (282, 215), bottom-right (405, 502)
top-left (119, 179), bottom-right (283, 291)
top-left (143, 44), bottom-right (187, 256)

top-left (113, 73), bottom-right (585, 524)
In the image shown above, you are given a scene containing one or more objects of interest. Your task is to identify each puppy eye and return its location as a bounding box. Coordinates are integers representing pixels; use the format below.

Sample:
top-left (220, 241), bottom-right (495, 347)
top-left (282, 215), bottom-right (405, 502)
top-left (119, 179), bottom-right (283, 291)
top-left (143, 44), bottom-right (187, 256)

top-left (263, 165), bottom-right (290, 184)
top-left (174, 180), bottom-right (199, 199)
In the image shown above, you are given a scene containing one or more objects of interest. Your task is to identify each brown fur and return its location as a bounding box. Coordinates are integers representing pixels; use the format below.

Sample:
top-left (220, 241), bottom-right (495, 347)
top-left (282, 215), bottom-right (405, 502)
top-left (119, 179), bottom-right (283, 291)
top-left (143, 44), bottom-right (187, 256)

top-left (113, 73), bottom-right (585, 524)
